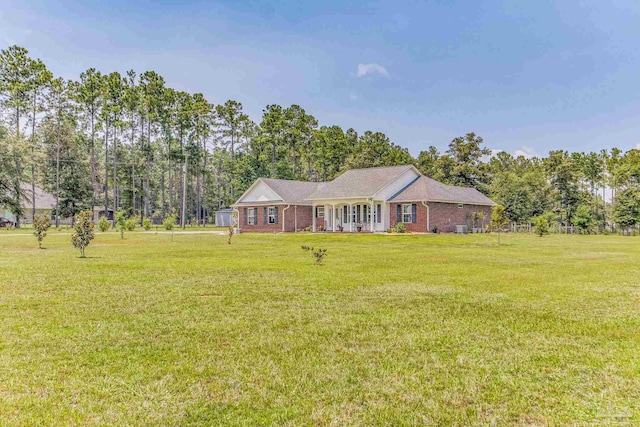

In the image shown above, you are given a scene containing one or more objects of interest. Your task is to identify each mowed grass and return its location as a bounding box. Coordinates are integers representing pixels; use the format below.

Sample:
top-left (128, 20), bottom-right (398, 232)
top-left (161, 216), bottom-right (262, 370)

top-left (0, 232), bottom-right (639, 426)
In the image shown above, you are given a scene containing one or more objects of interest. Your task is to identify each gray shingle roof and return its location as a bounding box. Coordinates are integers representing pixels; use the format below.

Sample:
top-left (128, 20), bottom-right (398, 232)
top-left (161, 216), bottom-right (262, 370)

top-left (19, 182), bottom-right (56, 210)
top-left (307, 165), bottom-right (415, 199)
top-left (242, 178), bottom-right (321, 205)
top-left (390, 176), bottom-right (496, 206)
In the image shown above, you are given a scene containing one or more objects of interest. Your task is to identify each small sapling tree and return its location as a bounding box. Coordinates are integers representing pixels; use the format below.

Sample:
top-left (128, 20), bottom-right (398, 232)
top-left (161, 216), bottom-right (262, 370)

top-left (533, 215), bottom-right (550, 237)
top-left (491, 204), bottom-right (509, 245)
top-left (115, 209), bottom-right (127, 239)
top-left (227, 224), bottom-right (234, 245)
top-left (72, 210), bottom-right (95, 258)
top-left (301, 245), bottom-right (328, 266)
top-left (163, 214), bottom-right (176, 231)
top-left (164, 214), bottom-right (176, 241)
top-left (33, 213), bottom-right (52, 249)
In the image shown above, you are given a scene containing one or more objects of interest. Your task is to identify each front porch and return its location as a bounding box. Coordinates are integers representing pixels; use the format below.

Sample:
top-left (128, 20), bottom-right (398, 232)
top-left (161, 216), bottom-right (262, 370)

top-left (312, 201), bottom-right (386, 233)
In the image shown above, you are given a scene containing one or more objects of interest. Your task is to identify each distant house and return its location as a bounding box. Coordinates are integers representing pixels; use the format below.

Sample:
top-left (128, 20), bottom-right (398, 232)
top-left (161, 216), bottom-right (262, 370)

top-left (233, 165), bottom-right (496, 233)
top-left (0, 183), bottom-right (106, 225)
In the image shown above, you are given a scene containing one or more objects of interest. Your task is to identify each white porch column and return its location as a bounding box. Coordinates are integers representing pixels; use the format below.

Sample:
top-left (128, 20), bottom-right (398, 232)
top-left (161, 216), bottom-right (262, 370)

top-left (349, 203), bottom-right (353, 232)
top-left (324, 204), bottom-right (329, 231)
top-left (371, 200), bottom-right (375, 232)
top-left (331, 204), bottom-right (336, 232)
top-left (312, 204), bottom-right (317, 232)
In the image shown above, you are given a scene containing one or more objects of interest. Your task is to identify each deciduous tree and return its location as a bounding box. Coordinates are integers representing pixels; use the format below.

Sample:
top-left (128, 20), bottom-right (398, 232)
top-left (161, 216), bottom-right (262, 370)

top-left (33, 213), bottom-right (51, 248)
top-left (72, 210), bottom-right (95, 258)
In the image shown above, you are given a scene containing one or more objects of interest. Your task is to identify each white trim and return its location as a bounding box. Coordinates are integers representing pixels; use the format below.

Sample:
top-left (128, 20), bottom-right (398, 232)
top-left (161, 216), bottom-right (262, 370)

top-left (282, 205), bottom-right (291, 232)
top-left (306, 195), bottom-right (380, 201)
top-left (232, 207), bottom-right (240, 234)
top-left (402, 204), bottom-right (412, 223)
top-left (422, 201), bottom-right (430, 232)
top-left (392, 197), bottom-right (495, 206)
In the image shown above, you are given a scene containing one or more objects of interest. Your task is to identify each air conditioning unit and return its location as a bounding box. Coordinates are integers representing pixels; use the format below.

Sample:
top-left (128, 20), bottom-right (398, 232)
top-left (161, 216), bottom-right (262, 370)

top-left (455, 225), bottom-right (467, 234)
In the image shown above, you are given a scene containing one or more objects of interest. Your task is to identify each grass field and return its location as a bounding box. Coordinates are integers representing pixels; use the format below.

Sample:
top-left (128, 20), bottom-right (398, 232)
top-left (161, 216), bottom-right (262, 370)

top-left (1, 232), bottom-right (639, 426)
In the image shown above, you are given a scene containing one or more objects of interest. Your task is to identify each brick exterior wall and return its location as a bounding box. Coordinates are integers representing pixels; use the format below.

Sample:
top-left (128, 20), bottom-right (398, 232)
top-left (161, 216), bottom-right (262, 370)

top-left (390, 202), bottom-right (492, 233)
top-left (239, 205), bottom-right (313, 232)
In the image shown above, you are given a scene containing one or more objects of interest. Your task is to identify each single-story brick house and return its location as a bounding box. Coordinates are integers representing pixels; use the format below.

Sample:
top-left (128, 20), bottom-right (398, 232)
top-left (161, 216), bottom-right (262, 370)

top-left (1, 183), bottom-right (107, 225)
top-left (233, 165), bottom-right (496, 233)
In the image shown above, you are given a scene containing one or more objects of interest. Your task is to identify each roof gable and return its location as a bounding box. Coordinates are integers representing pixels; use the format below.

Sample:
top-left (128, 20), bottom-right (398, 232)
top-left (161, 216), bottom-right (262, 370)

top-left (239, 179), bottom-right (283, 203)
top-left (307, 165), bottom-right (420, 200)
top-left (234, 178), bottom-right (320, 206)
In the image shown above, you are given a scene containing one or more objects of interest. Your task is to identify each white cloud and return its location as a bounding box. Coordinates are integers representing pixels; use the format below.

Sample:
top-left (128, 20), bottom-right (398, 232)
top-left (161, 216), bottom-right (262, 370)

top-left (349, 93), bottom-right (358, 100)
top-left (482, 147), bottom-right (540, 162)
top-left (635, 143), bottom-right (640, 150)
top-left (513, 145), bottom-right (539, 159)
top-left (480, 149), bottom-right (502, 162)
top-left (356, 63), bottom-right (389, 77)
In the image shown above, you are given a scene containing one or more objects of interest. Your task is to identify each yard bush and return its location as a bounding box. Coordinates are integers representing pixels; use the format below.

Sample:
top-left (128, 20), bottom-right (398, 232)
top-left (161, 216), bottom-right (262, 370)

top-left (142, 218), bottom-right (152, 231)
top-left (125, 218), bottom-right (136, 231)
top-left (163, 215), bottom-right (176, 231)
top-left (394, 222), bottom-right (406, 233)
top-left (533, 215), bottom-right (549, 237)
top-left (98, 216), bottom-right (110, 232)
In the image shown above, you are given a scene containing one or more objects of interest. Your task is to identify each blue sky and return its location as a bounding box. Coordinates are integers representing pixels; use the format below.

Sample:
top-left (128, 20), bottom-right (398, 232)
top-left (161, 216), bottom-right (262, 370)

top-left (2, 0), bottom-right (640, 157)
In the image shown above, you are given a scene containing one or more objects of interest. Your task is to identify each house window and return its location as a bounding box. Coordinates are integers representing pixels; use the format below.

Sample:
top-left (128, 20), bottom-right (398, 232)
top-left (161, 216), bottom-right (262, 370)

top-left (402, 204), bottom-right (413, 223)
top-left (352, 205), bottom-right (360, 223)
top-left (317, 207), bottom-right (324, 218)
top-left (376, 204), bottom-right (382, 223)
top-left (248, 208), bottom-right (257, 225)
top-left (268, 206), bottom-right (276, 224)
top-left (458, 204), bottom-right (464, 209)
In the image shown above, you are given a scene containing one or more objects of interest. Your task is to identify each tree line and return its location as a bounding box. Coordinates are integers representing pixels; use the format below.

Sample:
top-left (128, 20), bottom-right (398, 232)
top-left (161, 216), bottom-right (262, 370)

top-left (1, 45), bottom-right (640, 232)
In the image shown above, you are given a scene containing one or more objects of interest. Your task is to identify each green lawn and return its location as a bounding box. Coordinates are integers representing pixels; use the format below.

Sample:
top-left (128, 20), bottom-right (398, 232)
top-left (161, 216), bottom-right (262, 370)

top-left (0, 232), bottom-right (638, 426)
